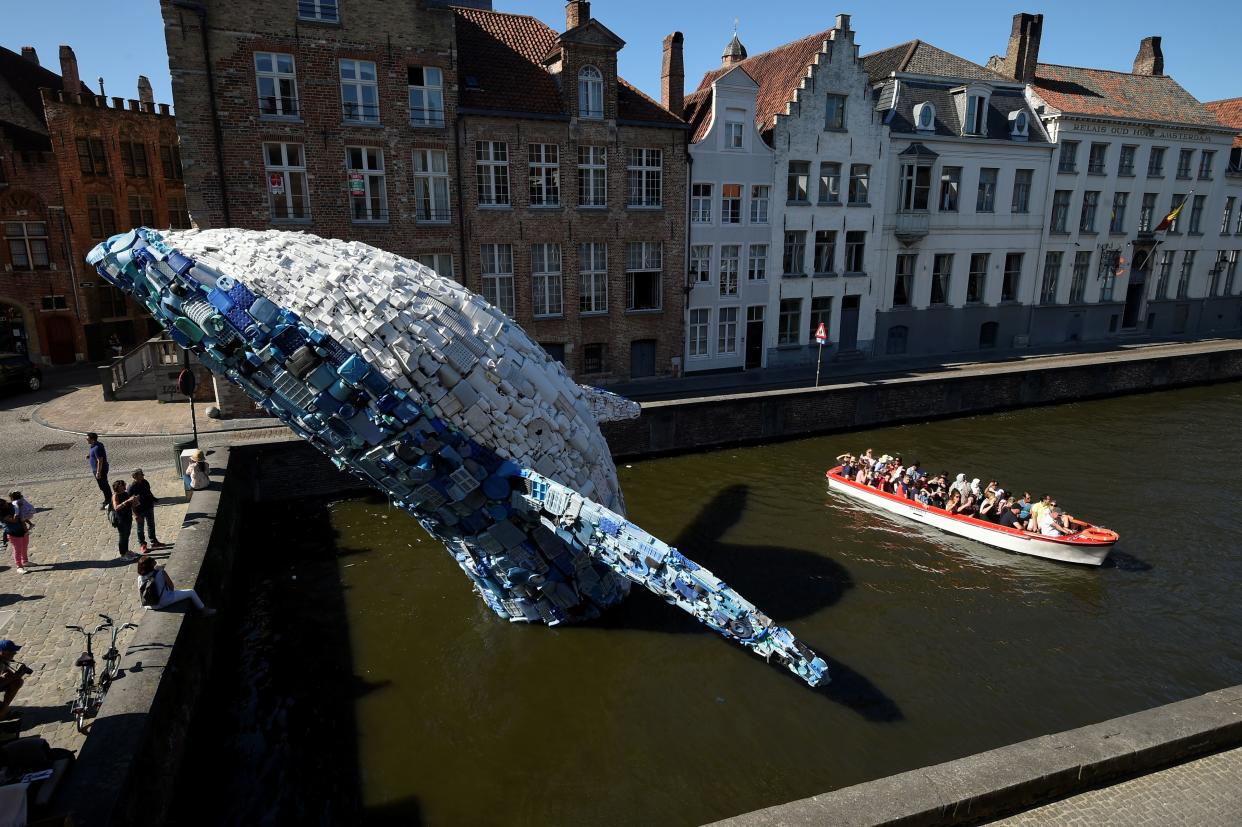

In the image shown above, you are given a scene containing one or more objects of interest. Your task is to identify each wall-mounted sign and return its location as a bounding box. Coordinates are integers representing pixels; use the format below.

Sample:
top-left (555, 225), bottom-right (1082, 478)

top-left (269, 172), bottom-right (284, 194)
top-left (349, 172), bottom-right (365, 197)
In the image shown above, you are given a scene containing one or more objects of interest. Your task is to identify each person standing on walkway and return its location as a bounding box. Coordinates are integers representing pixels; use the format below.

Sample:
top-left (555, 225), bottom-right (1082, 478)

top-left (111, 480), bottom-right (140, 560)
top-left (1, 502), bottom-right (30, 573)
top-left (127, 469), bottom-right (164, 553)
top-left (87, 432), bottom-right (111, 510)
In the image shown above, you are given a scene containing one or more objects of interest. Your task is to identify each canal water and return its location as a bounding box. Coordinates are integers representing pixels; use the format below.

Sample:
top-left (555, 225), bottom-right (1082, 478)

top-left (175, 383), bottom-right (1242, 826)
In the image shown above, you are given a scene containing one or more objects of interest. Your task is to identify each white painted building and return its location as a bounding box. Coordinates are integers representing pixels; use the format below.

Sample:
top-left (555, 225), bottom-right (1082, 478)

top-left (681, 49), bottom-right (775, 372)
top-left (864, 42), bottom-right (1055, 356)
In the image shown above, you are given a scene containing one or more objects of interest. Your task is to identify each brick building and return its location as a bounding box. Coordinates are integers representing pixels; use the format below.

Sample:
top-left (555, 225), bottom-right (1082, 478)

top-left (160, 0), bottom-right (688, 383)
top-left (452, 3), bottom-right (688, 380)
top-left (0, 44), bottom-right (184, 363)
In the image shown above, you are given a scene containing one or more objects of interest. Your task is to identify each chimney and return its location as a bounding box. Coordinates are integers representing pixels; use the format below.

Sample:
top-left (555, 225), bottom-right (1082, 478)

top-left (21, 47), bottom-right (39, 66)
top-left (661, 32), bottom-right (684, 117)
top-left (565, 1), bottom-right (590, 30)
top-left (1133, 36), bottom-right (1163, 76)
top-left (1001, 13), bottom-right (1043, 82)
top-left (59, 46), bottom-right (80, 94)
top-left (138, 75), bottom-right (155, 108)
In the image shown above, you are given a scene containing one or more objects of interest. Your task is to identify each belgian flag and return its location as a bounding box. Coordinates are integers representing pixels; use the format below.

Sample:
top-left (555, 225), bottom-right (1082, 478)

top-left (1153, 194), bottom-right (1190, 233)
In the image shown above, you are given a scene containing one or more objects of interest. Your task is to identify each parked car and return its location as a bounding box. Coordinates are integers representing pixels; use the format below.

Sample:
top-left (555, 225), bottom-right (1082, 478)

top-left (0, 353), bottom-right (42, 393)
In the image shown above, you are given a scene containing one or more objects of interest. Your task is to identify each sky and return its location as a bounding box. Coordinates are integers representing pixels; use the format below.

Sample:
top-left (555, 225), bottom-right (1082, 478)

top-left (4, 0), bottom-right (1240, 111)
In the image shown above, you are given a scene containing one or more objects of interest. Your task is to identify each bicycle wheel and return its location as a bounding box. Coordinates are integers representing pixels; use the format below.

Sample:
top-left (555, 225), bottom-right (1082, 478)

top-left (72, 691), bottom-right (89, 733)
top-left (99, 655), bottom-right (117, 689)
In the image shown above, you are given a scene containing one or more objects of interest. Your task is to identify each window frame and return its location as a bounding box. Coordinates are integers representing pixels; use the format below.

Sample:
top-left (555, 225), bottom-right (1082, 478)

top-left (531, 242), bottom-right (564, 318)
top-left (527, 143), bottom-right (561, 208)
top-left (120, 141), bottom-right (149, 178)
top-left (1070, 251), bottom-right (1091, 303)
top-left (782, 230), bottom-right (806, 276)
top-left (480, 243), bottom-right (516, 317)
top-left (717, 306), bottom-right (739, 355)
top-left (1110, 192), bottom-right (1128, 234)
top-left (625, 242), bottom-right (663, 311)
top-left (1040, 251), bottom-right (1062, 304)
top-left (476, 141), bottom-right (510, 207)
top-left (1002, 252), bottom-right (1022, 302)
top-left (1012, 168), bottom-right (1032, 213)
top-left (1079, 190), bottom-right (1100, 233)
top-left (843, 230), bottom-right (866, 274)
top-left (690, 183), bottom-right (713, 223)
top-left (940, 166), bottom-right (961, 212)
top-left (688, 308), bottom-right (711, 358)
top-left (812, 230), bottom-right (836, 276)
top-left (893, 253), bottom-right (915, 307)
top-left (930, 253), bottom-right (953, 305)
top-left (578, 242), bottom-right (608, 315)
top-left (749, 184), bottom-right (770, 224)
top-left (256, 51), bottom-right (299, 119)
top-left (625, 148), bottom-right (662, 208)
top-left (976, 167), bottom-right (997, 213)
top-left (787, 161), bottom-right (810, 203)
top-left (263, 141), bottom-right (310, 222)
top-left (747, 243), bottom-right (768, 281)
top-left (847, 164), bottom-right (870, 205)
top-left (297, 0), bottom-right (339, 22)
top-left (777, 298), bottom-right (801, 346)
top-left (1147, 146), bottom-right (1166, 177)
top-left (413, 148), bottom-right (451, 224)
top-left (127, 193), bottom-right (155, 228)
top-left (577, 145), bottom-right (607, 208)
top-left (578, 66), bottom-right (604, 120)
top-left (1058, 140), bottom-right (1079, 174)
top-left (720, 183), bottom-right (742, 224)
top-left (76, 137), bottom-right (107, 176)
top-left (345, 145), bottom-right (388, 224)
top-left (339, 58), bottom-right (379, 124)
top-left (718, 244), bottom-right (740, 297)
top-left (824, 94), bottom-right (847, 130)
top-left (1087, 142), bottom-right (1108, 175)
top-left (688, 244), bottom-right (711, 283)
top-left (408, 65), bottom-right (445, 128)
top-left (86, 193), bottom-right (117, 239)
top-left (967, 253), bottom-right (988, 304)
top-left (4, 221), bottom-right (50, 270)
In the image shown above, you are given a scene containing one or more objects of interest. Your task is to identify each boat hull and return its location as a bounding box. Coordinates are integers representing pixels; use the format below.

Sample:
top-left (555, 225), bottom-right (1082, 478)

top-left (826, 471), bottom-right (1114, 566)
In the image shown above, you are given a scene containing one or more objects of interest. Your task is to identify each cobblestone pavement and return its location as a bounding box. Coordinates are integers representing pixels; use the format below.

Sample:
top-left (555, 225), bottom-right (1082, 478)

top-left (2, 470), bottom-right (188, 751)
top-left (992, 746), bottom-right (1242, 825)
top-left (33, 384), bottom-right (280, 437)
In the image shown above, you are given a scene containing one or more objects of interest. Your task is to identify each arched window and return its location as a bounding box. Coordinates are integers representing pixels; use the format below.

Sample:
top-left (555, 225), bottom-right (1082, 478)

top-left (979, 321), bottom-right (999, 349)
top-left (578, 66), bottom-right (603, 119)
top-left (886, 325), bottom-right (908, 355)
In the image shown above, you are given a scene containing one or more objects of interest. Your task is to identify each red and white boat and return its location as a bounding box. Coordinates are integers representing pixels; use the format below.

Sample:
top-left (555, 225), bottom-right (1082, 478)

top-left (825, 466), bottom-right (1118, 566)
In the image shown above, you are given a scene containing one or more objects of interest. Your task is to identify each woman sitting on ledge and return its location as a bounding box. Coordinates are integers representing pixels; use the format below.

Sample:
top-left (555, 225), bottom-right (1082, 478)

top-left (136, 555), bottom-right (215, 615)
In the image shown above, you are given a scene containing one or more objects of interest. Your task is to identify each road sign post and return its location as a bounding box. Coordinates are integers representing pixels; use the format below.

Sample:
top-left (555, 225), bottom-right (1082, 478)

top-left (814, 322), bottom-right (828, 387)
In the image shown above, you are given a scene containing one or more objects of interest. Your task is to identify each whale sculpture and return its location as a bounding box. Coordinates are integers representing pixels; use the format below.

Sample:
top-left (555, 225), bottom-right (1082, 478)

top-left (88, 228), bottom-right (828, 687)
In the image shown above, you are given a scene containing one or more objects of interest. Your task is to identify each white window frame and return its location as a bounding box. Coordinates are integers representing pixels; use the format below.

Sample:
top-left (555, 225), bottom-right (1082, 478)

top-left (747, 244), bottom-right (767, 281)
top-left (263, 142), bottom-right (310, 221)
top-left (689, 244), bottom-right (711, 283)
top-left (480, 244), bottom-right (515, 317)
top-left (346, 146), bottom-right (387, 223)
top-left (414, 253), bottom-right (454, 280)
top-left (297, 0), bottom-right (338, 23)
top-left (719, 244), bottom-right (740, 297)
top-left (930, 253), bottom-right (951, 305)
top-left (625, 242), bottom-right (662, 311)
top-left (578, 242), bottom-right (608, 314)
top-left (720, 183), bottom-right (742, 224)
top-left (964, 94), bottom-right (987, 135)
top-left (749, 185), bottom-right (769, 224)
top-left (688, 308), bottom-right (710, 358)
top-left (339, 59), bottom-right (379, 124)
top-left (578, 66), bottom-right (604, 119)
top-left (528, 143), bottom-right (560, 207)
top-left (725, 121), bottom-right (744, 149)
top-left (577, 145), bottom-right (606, 207)
top-left (626, 148), bottom-right (662, 208)
top-left (690, 183), bottom-right (713, 223)
top-left (848, 164), bottom-right (869, 204)
top-left (531, 243), bottom-right (563, 318)
top-left (255, 52), bottom-right (299, 118)
top-left (476, 141), bottom-right (510, 206)
top-left (408, 66), bottom-right (444, 127)
top-left (825, 94), bottom-right (846, 130)
top-left (413, 149), bottom-right (451, 224)
top-left (717, 306), bottom-right (738, 354)
top-left (777, 298), bottom-right (801, 345)
top-left (5, 221), bottom-right (50, 269)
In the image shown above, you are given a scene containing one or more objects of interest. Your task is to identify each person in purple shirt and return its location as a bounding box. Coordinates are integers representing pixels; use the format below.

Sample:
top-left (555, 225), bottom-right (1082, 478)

top-left (87, 432), bottom-right (111, 510)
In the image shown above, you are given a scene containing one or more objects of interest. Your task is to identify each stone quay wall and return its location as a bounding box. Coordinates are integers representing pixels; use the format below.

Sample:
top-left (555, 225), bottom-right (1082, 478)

top-left (601, 341), bottom-right (1242, 459)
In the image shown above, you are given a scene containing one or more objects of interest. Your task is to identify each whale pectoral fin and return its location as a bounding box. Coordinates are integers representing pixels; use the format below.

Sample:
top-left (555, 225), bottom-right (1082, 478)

top-left (578, 385), bottom-right (641, 423)
top-left (559, 484), bottom-right (830, 687)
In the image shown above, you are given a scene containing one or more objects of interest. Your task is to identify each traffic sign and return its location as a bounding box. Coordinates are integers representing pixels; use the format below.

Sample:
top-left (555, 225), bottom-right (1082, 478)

top-left (814, 322), bottom-right (827, 344)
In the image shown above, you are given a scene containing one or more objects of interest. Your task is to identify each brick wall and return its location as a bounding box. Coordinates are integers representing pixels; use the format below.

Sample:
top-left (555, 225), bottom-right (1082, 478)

top-left (42, 90), bottom-right (183, 360)
top-left (0, 133), bottom-right (76, 363)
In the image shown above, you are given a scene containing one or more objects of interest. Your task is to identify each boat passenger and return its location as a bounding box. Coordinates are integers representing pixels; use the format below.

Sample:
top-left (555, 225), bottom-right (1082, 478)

top-left (969, 478), bottom-right (983, 499)
top-left (1029, 495), bottom-right (1052, 531)
top-left (1036, 507), bottom-right (1069, 536)
top-left (1017, 493), bottom-right (1033, 524)
top-left (944, 490), bottom-right (962, 513)
top-left (900, 475), bottom-right (915, 500)
top-left (978, 493), bottom-right (1000, 523)
top-left (950, 474), bottom-right (970, 499)
top-left (998, 502), bottom-right (1024, 529)
top-left (907, 461), bottom-right (923, 481)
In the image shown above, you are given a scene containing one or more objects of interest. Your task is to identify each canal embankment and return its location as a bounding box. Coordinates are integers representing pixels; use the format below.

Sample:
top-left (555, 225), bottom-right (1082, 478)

top-left (601, 338), bottom-right (1242, 459)
top-left (711, 684), bottom-right (1242, 826)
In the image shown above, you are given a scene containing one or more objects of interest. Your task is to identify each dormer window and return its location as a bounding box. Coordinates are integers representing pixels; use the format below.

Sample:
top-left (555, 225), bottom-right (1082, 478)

top-left (964, 93), bottom-right (987, 135)
top-left (578, 66), bottom-right (603, 119)
top-left (1008, 110), bottom-right (1029, 140)
top-left (914, 101), bottom-right (936, 132)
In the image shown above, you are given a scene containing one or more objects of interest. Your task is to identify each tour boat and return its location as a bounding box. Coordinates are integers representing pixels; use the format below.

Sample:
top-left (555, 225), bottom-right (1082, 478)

top-left (825, 466), bottom-right (1118, 566)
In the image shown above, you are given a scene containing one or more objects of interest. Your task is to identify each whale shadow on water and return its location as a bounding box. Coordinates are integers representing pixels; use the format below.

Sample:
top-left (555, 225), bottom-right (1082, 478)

top-left (589, 484), bottom-right (904, 722)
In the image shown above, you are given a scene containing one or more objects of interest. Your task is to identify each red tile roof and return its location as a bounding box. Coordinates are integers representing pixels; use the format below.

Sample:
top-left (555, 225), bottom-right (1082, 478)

top-left (1031, 64), bottom-right (1222, 128)
top-left (693, 28), bottom-right (834, 140)
top-left (451, 7), bottom-right (682, 125)
top-left (1204, 97), bottom-right (1242, 149)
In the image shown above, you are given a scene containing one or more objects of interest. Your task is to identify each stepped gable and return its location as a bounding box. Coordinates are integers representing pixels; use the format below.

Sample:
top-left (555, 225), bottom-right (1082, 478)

top-left (0, 45), bottom-right (92, 147)
top-left (692, 27), bottom-right (834, 140)
top-left (1031, 63), bottom-right (1221, 127)
top-left (861, 39), bottom-right (1010, 83)
top-left (452, 6), bottom-right (681, 124)
top-left (1204, 97), bottom-right (1242, 148)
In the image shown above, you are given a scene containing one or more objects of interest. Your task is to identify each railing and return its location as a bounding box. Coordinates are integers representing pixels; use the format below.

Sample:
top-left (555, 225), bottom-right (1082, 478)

top-left (111, 339), bottom-right (156, 389)
top-left (100, 336), bottom-right (196, 401)
top-left (895, 211), bottom-right (929, 238)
